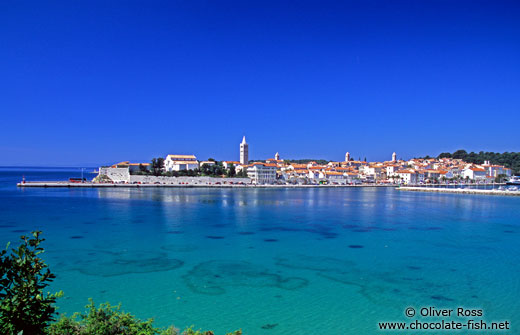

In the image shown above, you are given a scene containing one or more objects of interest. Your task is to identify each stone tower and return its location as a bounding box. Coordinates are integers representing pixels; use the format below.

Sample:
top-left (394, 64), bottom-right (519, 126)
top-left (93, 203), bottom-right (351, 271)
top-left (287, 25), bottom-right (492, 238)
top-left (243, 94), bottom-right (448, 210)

top-left (345, 152), bottom-right (350, 162)
top-left (392, 152), bottom-right (397, 162)
top-left (275, 152), bottom-right (280, 160)
top-left (240, 136), bottom-right (249, 165)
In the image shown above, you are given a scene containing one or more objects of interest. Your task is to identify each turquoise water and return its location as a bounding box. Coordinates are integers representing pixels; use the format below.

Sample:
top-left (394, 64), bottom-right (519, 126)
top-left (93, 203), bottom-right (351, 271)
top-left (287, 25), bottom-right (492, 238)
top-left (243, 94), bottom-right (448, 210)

top-left (1, 168), bottom-right (519, 334)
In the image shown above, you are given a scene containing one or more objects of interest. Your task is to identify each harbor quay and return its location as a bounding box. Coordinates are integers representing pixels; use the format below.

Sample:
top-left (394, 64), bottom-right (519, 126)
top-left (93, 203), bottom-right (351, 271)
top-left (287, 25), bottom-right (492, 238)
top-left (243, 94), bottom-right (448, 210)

top-left (17, 181), bottom-right (396, 188)
top-left (398, 186), bottom-right (520, 196)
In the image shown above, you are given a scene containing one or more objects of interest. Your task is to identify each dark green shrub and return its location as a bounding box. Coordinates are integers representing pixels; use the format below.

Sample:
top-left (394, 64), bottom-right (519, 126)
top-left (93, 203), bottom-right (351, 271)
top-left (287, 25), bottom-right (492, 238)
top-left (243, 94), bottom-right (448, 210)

top-left (0, 231), bottom-right (62, 335)
top-left (48, 299), bottom-right (173, 335)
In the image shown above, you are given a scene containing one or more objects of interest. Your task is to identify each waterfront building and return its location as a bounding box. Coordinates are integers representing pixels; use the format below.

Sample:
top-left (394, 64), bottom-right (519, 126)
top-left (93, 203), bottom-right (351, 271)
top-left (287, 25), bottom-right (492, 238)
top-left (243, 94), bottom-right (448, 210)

top-left (110, 161), bottom-right (151, 173)
top-left (247, 162), bottom-right (277, 184)
top-left (482, 161), bottom-right (512, 177)
top-left (396, 169), bottom-right (418, 184)
top-left (240, 136), bottom-right (249, 165)
top-left (164, 154), bottom-right (199, 171)
top-left (199, 160), bottom-right (216, 167)
top-left (462, 167), bottom-right (487, 181)
top-left (222, 161), bottom-right (240, 169)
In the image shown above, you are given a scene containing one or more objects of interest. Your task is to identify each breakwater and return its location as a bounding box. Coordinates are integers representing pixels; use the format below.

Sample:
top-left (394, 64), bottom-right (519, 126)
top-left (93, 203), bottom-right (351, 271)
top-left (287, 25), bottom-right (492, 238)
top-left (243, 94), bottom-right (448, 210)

top-left (398, 186), bottom-right (520, 196)
top-left (17, 181), bottom-right (395, 188)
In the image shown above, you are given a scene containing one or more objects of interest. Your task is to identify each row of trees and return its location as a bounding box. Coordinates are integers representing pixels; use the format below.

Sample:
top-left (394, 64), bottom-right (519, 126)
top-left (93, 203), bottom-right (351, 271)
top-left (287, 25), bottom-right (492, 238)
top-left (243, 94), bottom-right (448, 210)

top-left (436, 150), bottom-right (520, 175)
top-left (132, 158), bottom-right (247, 178)
top-left (0, 232), bottom-right (241, 335)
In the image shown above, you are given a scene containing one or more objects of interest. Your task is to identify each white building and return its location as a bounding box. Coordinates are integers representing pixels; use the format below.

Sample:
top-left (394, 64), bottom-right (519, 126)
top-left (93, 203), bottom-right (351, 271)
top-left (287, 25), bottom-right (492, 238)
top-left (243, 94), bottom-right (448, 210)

top-left (199, 160), bottom-right (216, 167)
top-left (396, 169), bottom-right (418, 184)
top-left (462, 167), bottom-right (487, 181)
top-left (247, 163), bottom-right (277, 184)
top-left (240, 136), bottom-right (249, 165)
top-left (345, 152), bottom-right (350, 162)
top-left (392, 152), bottom-right (397, 162)
top-left (222, 161), bottom-right (240, 169)
top-left (164, 154), bottom-right (199, 171)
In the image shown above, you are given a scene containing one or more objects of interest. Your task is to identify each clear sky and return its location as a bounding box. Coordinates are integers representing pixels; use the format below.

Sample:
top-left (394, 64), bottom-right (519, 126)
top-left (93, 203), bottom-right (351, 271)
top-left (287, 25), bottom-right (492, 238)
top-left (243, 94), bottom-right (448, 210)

top-left (1, 1), bottom-right (519, 166)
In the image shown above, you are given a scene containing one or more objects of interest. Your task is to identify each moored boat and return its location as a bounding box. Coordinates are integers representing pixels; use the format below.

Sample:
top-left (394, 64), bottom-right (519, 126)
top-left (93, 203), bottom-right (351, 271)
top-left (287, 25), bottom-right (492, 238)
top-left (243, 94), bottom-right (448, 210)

top-left (506, 176), bottom-right (520, 185)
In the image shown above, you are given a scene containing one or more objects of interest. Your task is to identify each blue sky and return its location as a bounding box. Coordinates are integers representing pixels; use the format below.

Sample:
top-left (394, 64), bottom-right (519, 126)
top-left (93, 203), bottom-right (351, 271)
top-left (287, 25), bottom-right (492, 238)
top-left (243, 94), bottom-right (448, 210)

top-left (1, 1), bottom-right (519, 166)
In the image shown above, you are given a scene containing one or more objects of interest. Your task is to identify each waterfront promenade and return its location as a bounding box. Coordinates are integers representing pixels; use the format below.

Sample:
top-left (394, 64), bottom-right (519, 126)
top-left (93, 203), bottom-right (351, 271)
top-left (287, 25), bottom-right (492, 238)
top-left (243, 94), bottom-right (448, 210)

top-left (17, 181), bottom-right (395, 188)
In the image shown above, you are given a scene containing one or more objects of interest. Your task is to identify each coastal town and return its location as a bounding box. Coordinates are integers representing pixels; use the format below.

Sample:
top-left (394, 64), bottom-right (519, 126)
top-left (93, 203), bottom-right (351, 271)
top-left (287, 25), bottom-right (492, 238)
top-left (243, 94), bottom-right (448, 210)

top-left (91, 136), bottom-right (512, 186)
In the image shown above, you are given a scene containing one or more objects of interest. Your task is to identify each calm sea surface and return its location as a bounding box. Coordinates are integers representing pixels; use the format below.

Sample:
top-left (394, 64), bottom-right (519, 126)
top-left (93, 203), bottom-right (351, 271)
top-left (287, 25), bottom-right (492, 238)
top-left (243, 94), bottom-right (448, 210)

top-left (1, 168), bottom-right (519, 334)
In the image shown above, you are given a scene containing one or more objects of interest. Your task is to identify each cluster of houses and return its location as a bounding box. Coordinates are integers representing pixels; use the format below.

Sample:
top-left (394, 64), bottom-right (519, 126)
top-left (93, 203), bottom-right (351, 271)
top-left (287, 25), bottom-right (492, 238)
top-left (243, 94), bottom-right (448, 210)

top-left (102, 137), bottom-right (511, 185)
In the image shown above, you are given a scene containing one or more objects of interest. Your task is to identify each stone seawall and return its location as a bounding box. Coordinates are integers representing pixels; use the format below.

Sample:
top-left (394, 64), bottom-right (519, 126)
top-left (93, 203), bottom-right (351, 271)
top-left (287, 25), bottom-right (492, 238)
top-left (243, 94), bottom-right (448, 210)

top-left (99, 167), bottom-right (130, 183)
top-left (398, 186), bottom-right (520, 196)
top-left (128, 175), bottom-right (251, 185)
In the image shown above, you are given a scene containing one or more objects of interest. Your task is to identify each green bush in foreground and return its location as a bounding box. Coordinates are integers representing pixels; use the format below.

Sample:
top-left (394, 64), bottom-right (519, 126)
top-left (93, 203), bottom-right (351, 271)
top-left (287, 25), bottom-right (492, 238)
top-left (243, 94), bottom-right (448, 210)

top-left (1, 232), bottom-right (241, 335)
top-left (0, 231), bottom-right (63, 335)
top-left (48, 299), bottom-right (242, 335)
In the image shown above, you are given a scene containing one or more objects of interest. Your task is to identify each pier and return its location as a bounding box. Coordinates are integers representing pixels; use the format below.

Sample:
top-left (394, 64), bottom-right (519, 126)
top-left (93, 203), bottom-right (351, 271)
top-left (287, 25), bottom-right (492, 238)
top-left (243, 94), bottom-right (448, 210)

top-left (17, 181), bottom-right (395, 188)
top-left (398, 186), bottom-right (520, 196)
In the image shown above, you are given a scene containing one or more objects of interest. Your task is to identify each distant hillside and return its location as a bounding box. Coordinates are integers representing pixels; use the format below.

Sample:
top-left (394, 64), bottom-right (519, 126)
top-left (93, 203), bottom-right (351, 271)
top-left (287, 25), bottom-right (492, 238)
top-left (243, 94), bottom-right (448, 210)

top-left (435, 150), bottom-right (520, 175)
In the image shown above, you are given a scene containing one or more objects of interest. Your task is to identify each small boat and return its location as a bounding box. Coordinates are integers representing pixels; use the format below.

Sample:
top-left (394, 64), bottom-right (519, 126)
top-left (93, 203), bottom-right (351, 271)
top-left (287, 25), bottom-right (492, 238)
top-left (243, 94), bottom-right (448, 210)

top-left (506, 176), bottom-right (520, 186)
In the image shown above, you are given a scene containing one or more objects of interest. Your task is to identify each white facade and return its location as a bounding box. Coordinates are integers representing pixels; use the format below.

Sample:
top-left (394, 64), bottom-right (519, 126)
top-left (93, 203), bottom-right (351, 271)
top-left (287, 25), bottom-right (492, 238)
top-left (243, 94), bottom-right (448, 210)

top-left (462, 168), bottom-right (487, 181)
top-left (396, 170), bottom-right (418, 184)
top-left (222, 161), bottom-right (240, 169)
top-left (247, 163), bottom-right (277, 184)
top-left (164, 154), bottom-right (199, 171)
top-left (392, 152), bottom-right (397, 162)
top-left (345, 152), bottom-right (350, 162)
top-left (240, 136), bottom-right (249, 165)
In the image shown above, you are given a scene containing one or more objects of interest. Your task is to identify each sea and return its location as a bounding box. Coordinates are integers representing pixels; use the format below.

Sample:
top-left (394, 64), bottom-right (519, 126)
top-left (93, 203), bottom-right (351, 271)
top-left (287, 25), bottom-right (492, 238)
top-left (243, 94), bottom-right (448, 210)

top-left (1, 167), bottom-right (519, 334)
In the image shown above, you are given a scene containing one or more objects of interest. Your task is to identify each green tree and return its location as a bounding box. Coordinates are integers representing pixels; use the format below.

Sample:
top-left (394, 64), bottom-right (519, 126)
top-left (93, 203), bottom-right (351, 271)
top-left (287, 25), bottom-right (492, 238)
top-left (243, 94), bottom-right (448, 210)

top-left (151, 158), bottom-right (165, 176)
top-left (0, 231), bottom-right (63, 335)
top-left (139, 164), bottom-right (149, 174)
top-left (227, 164), bottom-right (236, 177)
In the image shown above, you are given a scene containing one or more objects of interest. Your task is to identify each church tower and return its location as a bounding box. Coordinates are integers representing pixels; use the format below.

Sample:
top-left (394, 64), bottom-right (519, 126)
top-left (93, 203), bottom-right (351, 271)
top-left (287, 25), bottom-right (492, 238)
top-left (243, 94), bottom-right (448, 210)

top-left (240, 136), bottom-right (249, 165)
top-left (275, 152), bottom-right (280, 160)
top-left (345, 152), bottom-right (350, 162)
top-left (392, 152), bottom-right (397, 162)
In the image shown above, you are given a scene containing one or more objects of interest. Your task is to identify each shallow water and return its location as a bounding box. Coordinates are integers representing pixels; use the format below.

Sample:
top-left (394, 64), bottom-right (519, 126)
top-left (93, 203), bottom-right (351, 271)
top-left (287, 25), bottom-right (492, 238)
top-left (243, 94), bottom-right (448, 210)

top-left (1, 168), bottom-right (519, 334)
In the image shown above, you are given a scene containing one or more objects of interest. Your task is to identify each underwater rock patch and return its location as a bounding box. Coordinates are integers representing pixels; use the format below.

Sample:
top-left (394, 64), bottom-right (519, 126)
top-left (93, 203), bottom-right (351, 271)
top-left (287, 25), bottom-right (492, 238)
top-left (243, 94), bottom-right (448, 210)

top-left (431, 295), bottom-right (454, 302)
top-left (206, 235), bottom-right (225, 239)
top-left (183, 260), bottom-right (308, 295)
top-left (161, 244), bottom-right (198, 252)
top-left (264, 239), bottom-right (278, 242)
top-left (348, 245), bottom-right (364, 249)
top-left (237, 231), bottom-right (255, 235)
top-left (261, 324), bottom-right (278, 330)
top-left (64, 249), bottom-right (184, 277)
top-left (70, 235), bottom-right (84, 239)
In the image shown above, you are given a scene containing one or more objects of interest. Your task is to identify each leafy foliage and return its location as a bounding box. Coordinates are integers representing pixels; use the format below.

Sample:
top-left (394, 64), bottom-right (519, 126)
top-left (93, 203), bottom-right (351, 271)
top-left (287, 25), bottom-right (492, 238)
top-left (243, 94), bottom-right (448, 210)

top-left (48, 300), bottom-right (174, 335)
top-left (151, 158), bottom-right (165, 176)
top-left (48, 300), bottom-right (243, 335)
top-left (0, 231), bottom-right (63, 335)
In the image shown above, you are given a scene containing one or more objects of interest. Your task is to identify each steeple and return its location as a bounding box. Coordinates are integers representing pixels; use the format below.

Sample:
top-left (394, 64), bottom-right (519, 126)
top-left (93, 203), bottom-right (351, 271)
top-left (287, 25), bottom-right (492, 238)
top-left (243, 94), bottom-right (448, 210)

top-left (345, 152), bottom-right (350, 162)
top-left (392, 152), bottom-right (397, 162)
top-left (275, 152), bottom-right (280, 160)
top-left (240, 136), bottom-right (249, 165)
